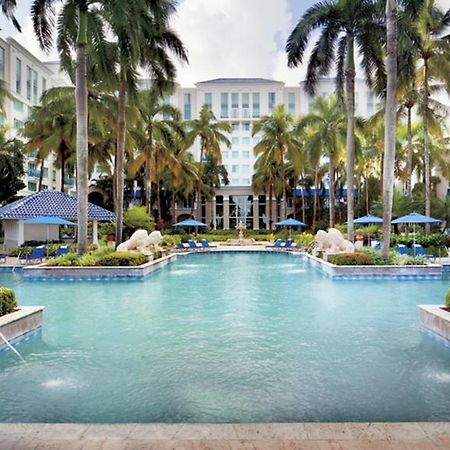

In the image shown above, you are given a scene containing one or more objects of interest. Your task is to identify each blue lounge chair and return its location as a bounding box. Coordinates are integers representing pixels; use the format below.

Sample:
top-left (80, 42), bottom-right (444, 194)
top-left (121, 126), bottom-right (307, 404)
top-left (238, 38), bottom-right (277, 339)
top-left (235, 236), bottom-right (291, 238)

top-left (200, 239), bottom-right (217, 249)
top-left (280, 238), bottom-right (294, 250)
top-left (265, 239), bottom-right (283, 249)
top-left (396, 244), bottom-right (409, 255)
top-left (412, 244), bottom-right (434, 260)
top-left (176, 243), bottom-right (190, 251)
top-left (19, 245), bottom-right (47, 264)
top-left (55, 245), bottom-right (70, 257)
top-left (187, 240), bottom-right (202, 250)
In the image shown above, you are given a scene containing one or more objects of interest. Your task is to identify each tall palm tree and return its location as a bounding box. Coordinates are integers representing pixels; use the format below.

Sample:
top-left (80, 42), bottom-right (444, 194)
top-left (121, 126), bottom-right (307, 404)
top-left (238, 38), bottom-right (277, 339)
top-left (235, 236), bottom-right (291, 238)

top-left (0, 126), bottom-right (24, 203)
top-left (297, 95), bottom-right (346, 228)
top-left (381, 0), bottom-right (398, 258)
top-left (252, 105), bottom-right (298, 220)
top-left (186, 104), bottom-right (231, 220)
top-left (286, 0), bottom-right (385, 239)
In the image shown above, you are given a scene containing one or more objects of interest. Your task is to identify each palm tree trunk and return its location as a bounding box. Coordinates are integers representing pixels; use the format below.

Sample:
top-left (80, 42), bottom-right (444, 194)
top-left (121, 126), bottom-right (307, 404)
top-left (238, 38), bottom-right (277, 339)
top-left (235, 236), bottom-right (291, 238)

top-left (60, 149), bottom-right (66, 193)
top-left (345, 33), bottom-right (356, 241)
top-left (423, 58), bottom-right (431, 234)
top-left (365, 175), bottom-right (369, 216)
top-left (196, 142), bottom-right (205, 221)
top-left (76, 7), bottom-right (89, 255)
top-left (381, 0), bottom-right (398, 258)
top-left (312, 167), bottom-right (318, 231)
top-left (171, 191), bottom-right (176, 225)
top-left (280, 148), bottom-right (287, 219)
top-left (145, 127), bottom-right (153, 216)
top-left (329, 154), bottom-right (335, 228)
top-left (268, 183), bottom-right (273, 230)
top-left (300, 179), bottom-right (306, 224)
top-left (405, 105), bottom-right (413, 196)
top-left (115, 74), bottom-right (127, 245)
top-left (155, 150), bottom-right (162, 221)
top-left (38, 158), bottom-right (44, 191)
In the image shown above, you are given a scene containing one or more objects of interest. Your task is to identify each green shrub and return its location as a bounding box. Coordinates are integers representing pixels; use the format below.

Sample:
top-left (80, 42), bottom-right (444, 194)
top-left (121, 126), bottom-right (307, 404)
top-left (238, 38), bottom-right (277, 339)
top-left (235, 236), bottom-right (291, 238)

top-left (445, 289), bottom-right (450, 308)
top-left (97, 251), bottom-right (146, 266)
top-left (123, 206), bottom-right (154, 238)
top-left (46, 254), bottom-right (80, 267)
top-left (294, 232), bottom-right (315, 248)
top-left (160, 235), bottom-right (181, 248)
top-left (0, 287), bottom-right (17, 317)
top-left (356, 248), bottom-right (387, 265)
top-left (330, 253), bottom-right (370, 265)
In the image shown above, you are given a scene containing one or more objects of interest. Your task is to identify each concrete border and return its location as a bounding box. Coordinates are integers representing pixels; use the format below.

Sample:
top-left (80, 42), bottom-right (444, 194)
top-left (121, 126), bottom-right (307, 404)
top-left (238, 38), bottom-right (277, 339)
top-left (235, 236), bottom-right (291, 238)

top-left (22, 253), bottom-right (177, 280)
top-left (302, 252), bottom-right (443, 279)
top-left (0, 422), bottom-right (449, 448)
top-left (0, 306), bottom-right (44, 349)
top-left (419, 305), bottom-right (450, 342)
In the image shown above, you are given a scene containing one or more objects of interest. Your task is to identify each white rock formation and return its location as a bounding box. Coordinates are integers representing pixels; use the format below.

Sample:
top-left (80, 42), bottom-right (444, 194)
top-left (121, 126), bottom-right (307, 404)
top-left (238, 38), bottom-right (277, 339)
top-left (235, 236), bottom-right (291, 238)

top-left (313, 228), bottom-right (355, 256)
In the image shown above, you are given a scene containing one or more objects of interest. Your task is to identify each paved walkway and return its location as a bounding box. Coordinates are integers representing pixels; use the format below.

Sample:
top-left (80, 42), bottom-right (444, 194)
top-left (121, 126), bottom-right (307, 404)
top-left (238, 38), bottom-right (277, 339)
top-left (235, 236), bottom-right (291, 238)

top-left (0, 423), bottom-right (449, 449)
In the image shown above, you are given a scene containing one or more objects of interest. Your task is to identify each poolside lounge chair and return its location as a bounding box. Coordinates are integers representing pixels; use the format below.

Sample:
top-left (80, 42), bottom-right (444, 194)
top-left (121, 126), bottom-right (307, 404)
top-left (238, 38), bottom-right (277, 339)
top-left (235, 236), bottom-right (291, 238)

top-left (0, 253), bottom-right (6, 264)
top-left (200, 239), bottom-right (217, 249)
top-left (55, 245), bottom-right (70, 257)
top-left (19, 245), bottom-right (47, 264)
top-left (265, 239), bottom-right (283, 249)
top-left (176, 243), bottom-right (190, 251)
top-left (412, 244), bottom-right (434, 260)
top-left (396, 244), bottom-right (409, 256)
top-left (187, 240), bottom-right (202, 250)
top-left (280, 238), bottom-right (294, 250)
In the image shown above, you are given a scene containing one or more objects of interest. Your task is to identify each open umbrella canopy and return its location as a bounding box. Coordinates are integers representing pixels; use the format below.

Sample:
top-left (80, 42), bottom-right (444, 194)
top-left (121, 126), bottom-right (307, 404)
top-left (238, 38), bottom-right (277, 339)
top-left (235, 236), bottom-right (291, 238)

top-left (173, 219), bottom-right (207, 227)
top-left (392, 212), bottom-right (441, 224)
top-left (21, 215), bottom-right (77, 226)
top-left (354, 214), bottom-right (383, 225)
top-left (274, 218), bottom-right (307, 227)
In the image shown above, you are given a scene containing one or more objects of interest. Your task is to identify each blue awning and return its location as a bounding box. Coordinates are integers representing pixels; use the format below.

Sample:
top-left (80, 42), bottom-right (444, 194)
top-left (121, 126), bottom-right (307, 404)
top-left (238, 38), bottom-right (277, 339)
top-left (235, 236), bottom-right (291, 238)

top-left (21, 216), bottom-right (77, 226)
top-left (174, 219), bottom-right (207, 227)
top-left (274, 218), bottom-right (307, 227)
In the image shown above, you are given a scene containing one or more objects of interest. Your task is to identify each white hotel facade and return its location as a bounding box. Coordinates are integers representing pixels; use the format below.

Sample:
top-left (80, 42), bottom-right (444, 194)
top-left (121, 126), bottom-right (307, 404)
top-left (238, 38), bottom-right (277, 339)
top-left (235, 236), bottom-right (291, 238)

top-left (0, 37), bottom-right (447, 229)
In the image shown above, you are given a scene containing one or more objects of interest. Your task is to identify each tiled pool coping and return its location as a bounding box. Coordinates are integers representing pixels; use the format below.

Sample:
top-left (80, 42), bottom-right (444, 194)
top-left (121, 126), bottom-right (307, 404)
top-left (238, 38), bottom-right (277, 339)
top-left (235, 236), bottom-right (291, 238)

top-left (0, 422), bottom-right (449, 449)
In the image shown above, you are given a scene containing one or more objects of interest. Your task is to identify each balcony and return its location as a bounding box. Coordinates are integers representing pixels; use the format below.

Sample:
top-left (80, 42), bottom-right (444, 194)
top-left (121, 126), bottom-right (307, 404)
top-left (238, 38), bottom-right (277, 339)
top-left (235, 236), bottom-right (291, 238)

top-left (64, 177), bottom-right (76, 186)
top-left (27, 169), bottom-right (41, 178)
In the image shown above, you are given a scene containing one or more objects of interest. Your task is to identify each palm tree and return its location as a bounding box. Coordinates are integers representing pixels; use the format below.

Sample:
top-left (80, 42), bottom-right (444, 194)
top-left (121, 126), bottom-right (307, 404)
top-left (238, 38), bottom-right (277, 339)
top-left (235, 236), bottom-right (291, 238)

top-left (253, 105), bottom-right (299, 220)
top-left (286, 0), bottom-right (385, 240)
top-left (0, 126), bottom-right (24, 203)
top-left (1, 0), bottom-right (20, 31)
top-left (414, 0), bottom-right (450, 231)
top-left (297, 95), bottom-right (346, 228)
top-left (381, 0), bottom-right (398, 258)
top-left (186, 104), bottom-right (231, 220)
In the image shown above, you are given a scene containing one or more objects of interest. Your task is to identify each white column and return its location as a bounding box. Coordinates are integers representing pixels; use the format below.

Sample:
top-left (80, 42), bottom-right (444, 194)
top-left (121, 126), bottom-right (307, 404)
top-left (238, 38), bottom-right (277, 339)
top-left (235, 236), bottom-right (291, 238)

top-left (212, 196), bottom-right (217, 229)
top-left (253, 195), bottom-right (259, 230)
top-left (92, 220), bottom-right (98, 245)
top-left (223, 196), bottom-right (230, 230)
top-left (18, 221), bottom-right (25, 246)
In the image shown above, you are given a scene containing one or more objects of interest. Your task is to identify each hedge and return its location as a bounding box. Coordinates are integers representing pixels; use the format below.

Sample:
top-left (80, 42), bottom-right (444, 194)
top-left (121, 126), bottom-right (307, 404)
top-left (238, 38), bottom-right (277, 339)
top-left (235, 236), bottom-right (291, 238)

top-left (46, 250), bottom-right (146, 267)
top-left (97, 252), bottom-right (146, 266)
top-left (0, 287), bottom-right (17, 317)
top-left (330, 253), bottom-right (370, 265)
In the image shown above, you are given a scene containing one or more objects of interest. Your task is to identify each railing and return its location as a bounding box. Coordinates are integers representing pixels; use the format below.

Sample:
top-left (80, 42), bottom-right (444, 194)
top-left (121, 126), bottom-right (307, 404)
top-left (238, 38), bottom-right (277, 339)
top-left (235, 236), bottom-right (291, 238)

top-left (27, 169), bottom-right (41, 178)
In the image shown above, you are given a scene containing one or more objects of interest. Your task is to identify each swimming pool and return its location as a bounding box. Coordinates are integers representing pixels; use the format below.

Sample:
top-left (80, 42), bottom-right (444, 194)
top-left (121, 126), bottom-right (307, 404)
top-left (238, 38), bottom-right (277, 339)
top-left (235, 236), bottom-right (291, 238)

top-left (0, 252), bottom-right (449, 423)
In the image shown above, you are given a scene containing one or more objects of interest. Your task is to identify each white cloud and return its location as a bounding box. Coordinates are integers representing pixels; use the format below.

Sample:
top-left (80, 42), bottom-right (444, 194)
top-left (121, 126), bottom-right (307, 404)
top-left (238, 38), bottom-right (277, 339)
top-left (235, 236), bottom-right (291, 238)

top-left (169, 0), bottom-right (293, 86)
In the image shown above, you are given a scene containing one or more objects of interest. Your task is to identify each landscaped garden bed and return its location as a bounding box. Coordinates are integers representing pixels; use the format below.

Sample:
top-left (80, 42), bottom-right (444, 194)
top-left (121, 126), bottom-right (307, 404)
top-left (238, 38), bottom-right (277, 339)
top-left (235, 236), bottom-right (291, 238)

top-left (419, 291), bottom-right (450, 342)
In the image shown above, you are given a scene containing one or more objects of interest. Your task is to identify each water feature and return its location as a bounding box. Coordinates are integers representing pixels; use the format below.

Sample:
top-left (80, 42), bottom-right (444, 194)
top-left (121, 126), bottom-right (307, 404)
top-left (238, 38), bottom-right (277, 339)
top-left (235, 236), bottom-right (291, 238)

top-left (0, 252), bottom-right (449, 423)
top-left (0, 332), bottom-right (26, 364)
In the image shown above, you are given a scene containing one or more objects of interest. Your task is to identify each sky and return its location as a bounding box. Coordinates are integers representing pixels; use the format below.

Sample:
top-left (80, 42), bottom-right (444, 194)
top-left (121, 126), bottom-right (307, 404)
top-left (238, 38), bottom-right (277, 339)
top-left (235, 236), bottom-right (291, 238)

top-left (1, 0), bottom-right (450, 87)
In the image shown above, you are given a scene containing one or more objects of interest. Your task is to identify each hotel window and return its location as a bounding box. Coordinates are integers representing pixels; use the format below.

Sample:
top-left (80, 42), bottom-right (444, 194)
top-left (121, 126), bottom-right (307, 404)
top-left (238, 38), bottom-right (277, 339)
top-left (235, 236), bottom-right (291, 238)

top-left (242, 137), bottom-right (250, 146)
top-left (268, 92), bottom-right (276, 112)
top-left (27, 182), bottom-right (37, 192)
top-left (26, 66), bottom-right (32, 100)
top-left (232, 150), bottom-right (239, 159)
top-left (222, 150), bottom-right (229, 159)
top-left (231, 178), bottom-right (240, 185)
top-left (288, 92), bottom-right (295, 115)
top-left (204, 92), bottom-right (212, 110)
top-left (242, 165), bottom-right (250, 174)
top-left (242, 150), bottom-right (250, 159)
top-left (231, 122), bottom-right (239, 132)
top-left (232, 136), bottom-right (239, 145)
top-left (220, 92), bottom-right (228, 118)
top-left (41, 184), bottom-right (48, 190)
top-left (0, 47), bottom-right (4, 79)
top-left (242, 122), bottom-right (250, 132)
top-left (252, 92), bottom-right (260, 118)
top-left (15, 58), bottom-right (22, 94)
top-left (183, 93), bottom-right (191, 119)
top-left (32, 70), bottom-right (38, 103)
top-left (242, 93), bottom-right (249, 118)
top-left (231, 93), bottom-right (239, 118)
top-left (231, 165), bottom-right (238, 173)
top-left (42, 167), bottom-right (48, 178)
top-left (242, 178), bottom-right (250, 186)
top-left (42, 77), bottom-right (47, 94)
top-left (14, 99), bottom-right (24, 112)
top-left (13, 118), bottom-right (23, 129)
top-left (366, 93), bottom-right (374, 116)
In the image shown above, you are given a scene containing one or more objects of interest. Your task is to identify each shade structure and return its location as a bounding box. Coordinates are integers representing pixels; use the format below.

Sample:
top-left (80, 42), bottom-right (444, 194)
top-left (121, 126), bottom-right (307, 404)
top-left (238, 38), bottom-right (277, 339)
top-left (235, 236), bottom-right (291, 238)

top-left (391, 212), bottom-right (441, 251)
top-left (274, 218), bottom-right (307, 227)
top-left (21, 216), bottom-right (77, 226)
top-left (354, 214), bottom-right (383, 224)
top-left (173, 219), bottom-right (207, 227)
top-left (391, 212), bottom-right (441, 225)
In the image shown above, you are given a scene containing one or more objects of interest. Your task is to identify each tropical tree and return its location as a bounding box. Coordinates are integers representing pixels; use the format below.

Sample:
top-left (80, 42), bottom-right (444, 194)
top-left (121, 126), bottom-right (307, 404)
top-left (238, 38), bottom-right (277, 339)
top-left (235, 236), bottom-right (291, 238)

top-left (297, 95), bottom-right (346, 228)
top-left (286, 0), bottom-right (385, 240)
top-left (1, 0), bottom-right (20, 31)
top-left (253, 105), bottom-right (299, 220)
top-left (186, 104), bottom-right (231, 220)
top-left (0, 127), bottom-right (24, 204)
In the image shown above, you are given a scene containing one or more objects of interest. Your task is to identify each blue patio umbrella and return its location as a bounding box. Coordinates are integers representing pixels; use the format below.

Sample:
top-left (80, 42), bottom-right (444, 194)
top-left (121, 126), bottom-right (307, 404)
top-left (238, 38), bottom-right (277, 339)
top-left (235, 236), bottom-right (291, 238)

top-left (21, 215), bottom-right (77, 243)
top-left (173, 218), bottom-right (207, 227)
top-left (392, 212), bottom-right (441, 248)
top-left (274, 218), bottom-right (307, 227)
top-left (353, 214), bottom-right (383, 224)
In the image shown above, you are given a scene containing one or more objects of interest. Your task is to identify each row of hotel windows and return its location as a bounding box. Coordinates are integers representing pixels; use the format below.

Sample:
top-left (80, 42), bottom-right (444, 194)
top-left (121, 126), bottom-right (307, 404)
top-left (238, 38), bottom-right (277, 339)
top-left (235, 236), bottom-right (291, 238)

top-left (183, 91), bottom-right (296, 120)
top-left (12, 56), bottom-right (47, 103)
top-left (222, 150), bottom-right (252, 159)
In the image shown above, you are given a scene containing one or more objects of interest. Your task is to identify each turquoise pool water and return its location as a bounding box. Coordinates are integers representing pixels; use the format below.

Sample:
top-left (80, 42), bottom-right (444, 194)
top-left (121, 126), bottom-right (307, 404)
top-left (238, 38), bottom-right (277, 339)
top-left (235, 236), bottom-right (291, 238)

top-left (0, 252), bottom-right (449, 423)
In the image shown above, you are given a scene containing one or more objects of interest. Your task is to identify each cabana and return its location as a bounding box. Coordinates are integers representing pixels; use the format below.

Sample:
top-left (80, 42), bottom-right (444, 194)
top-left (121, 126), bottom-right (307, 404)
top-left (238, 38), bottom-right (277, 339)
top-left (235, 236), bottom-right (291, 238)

top-left (0, 191), bottom-right (115, 251)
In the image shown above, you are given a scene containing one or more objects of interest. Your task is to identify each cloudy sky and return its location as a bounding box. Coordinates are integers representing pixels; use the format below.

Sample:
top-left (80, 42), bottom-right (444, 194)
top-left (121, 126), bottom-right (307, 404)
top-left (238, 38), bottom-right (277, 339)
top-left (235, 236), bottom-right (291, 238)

top-left (1, 0), bottom-right (450, 86)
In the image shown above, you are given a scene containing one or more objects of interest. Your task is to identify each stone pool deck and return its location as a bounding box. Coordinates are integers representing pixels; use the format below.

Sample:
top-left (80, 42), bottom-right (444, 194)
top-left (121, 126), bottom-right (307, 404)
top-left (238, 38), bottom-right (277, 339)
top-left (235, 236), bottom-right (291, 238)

top-left (1, 423), bottom-right (450, 449)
